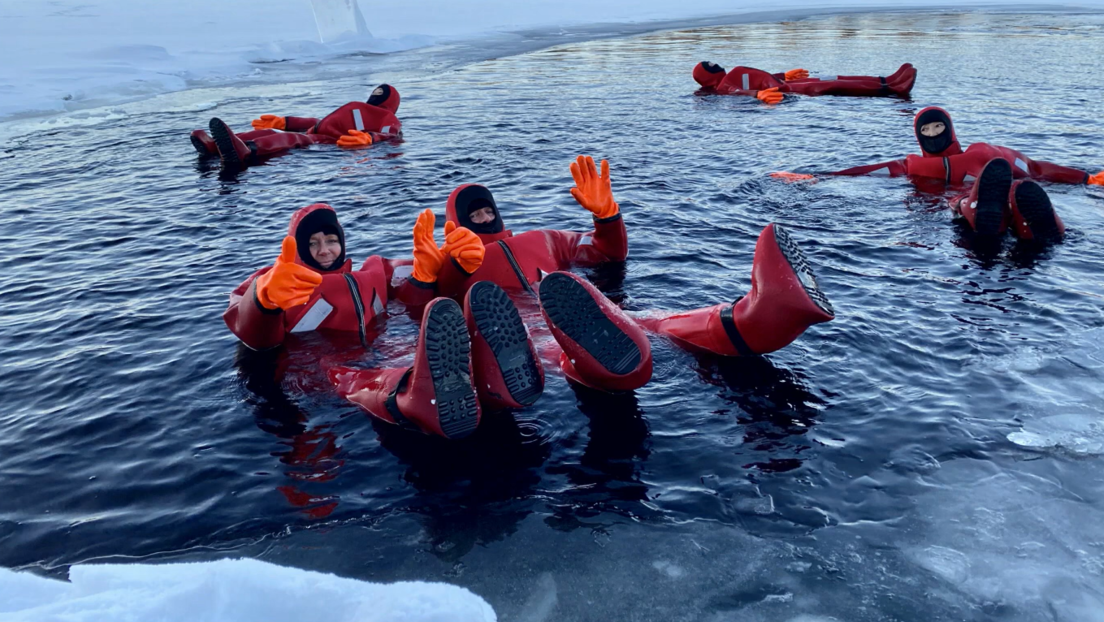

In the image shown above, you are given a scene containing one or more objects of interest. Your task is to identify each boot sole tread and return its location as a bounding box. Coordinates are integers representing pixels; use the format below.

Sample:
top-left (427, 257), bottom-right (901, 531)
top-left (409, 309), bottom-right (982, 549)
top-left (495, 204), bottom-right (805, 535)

top-left (975, 158), bottom-right (1012, 237)
top-left (1015, 182), bottom-right (1061, 242)
top-left (209, 118), bottom-right (242, 169)
top-left (539, 273), bottom-right (641, 376)
top-left (470, 281), bottom-right (543, 407)
top-left (774, 226), bottom-right (835, 317)
top-left (424, 300), bottom-right (479, 439)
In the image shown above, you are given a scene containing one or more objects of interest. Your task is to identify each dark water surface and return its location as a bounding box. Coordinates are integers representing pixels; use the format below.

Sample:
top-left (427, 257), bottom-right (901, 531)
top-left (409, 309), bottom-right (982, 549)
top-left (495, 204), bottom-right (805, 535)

top-left (2, 11), bottom-right (1104, 621)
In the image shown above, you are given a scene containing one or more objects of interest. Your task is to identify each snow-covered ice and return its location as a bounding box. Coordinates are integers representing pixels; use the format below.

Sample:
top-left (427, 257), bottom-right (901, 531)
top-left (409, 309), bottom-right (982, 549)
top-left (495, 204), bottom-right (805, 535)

top-left (0, 558), bottom-right (496, 622)
top-left (3, 0), bottom-right (1104, 124)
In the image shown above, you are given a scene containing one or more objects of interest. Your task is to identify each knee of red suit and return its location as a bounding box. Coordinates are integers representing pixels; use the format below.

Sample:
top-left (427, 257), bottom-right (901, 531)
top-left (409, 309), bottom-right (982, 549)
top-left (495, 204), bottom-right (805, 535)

top-left (693, 61), bottom-right (727, 89)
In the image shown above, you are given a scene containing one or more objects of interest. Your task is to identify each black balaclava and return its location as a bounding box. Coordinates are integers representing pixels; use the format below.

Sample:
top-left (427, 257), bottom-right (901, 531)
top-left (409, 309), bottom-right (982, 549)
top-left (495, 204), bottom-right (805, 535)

top-left (367, 84), bottom-right (392, 107)
top-left (453, 185), bottom-right (504, 235)
top-left (914, 107), bottom-right (956, 156)
top-left (295, 208), bottom-right (346, 272)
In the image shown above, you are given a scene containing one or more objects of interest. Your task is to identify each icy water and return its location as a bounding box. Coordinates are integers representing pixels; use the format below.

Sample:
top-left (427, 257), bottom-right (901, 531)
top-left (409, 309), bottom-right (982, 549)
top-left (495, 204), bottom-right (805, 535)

top-left (3, 10), bottom-right (1104, 621)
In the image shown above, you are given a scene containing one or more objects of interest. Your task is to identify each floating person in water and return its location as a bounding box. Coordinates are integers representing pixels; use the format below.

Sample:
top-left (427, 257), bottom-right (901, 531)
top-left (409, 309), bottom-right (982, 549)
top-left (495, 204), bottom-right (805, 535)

top-left (692, 61), bottom-right (917, 104)
top-left (191, 84), bottom-right (402, 169)
top-left (332, 156), bottom-right (836, 430)
top-left (223, 202), bottom-right (501, 440)
top-left (773, 106), bottom-right (1104, 241)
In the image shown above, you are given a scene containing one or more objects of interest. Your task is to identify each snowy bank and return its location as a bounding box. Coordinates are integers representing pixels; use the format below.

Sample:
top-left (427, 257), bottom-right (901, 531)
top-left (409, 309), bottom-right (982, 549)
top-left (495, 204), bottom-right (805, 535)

top-left (0, 558), bottom-right (496, 622)
top-left (2, 0), bottom-right (1103, 124)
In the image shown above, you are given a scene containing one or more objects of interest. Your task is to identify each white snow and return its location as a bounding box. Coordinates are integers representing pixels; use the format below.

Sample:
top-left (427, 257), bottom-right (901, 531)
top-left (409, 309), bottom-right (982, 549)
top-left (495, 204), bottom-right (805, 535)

top-left (2, 0), bottom-right (1104, 126)
top-left (0, 558), bottom-right (497, 622)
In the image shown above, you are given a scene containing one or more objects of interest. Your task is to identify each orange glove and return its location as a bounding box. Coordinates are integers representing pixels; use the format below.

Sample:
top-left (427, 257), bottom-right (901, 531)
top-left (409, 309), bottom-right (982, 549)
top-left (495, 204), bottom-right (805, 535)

top-left (1089, 171), bottom-right (1104, 186)
top-left (442, 221), bottom-right (485, 274)
top-left (411, 209), bottom-right (446, 283)
top-left (251, 114), bottom-right (286, 131)
top-left (770, 172), bottom-right (817, 183)
top-left (569, 155), bottom-right (619, 219)
top-left (337, 129), bottom-right (373, 148)
top-left (784, 68), bottom-right (809, 81)
top-left (757, 87), bottom-right (783, 105)
top-left (255, 237), bottom-right (323, 310)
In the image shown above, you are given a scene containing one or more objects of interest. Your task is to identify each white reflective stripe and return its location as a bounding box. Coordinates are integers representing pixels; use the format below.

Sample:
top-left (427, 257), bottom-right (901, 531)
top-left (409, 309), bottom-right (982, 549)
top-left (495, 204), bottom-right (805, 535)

top-left (380, 125), bottom-right (391, 134)
top-left (352, 109), bottom-right (365, 131)
top-left (963, 174), bottom-right (977, 183)
top-left (1015, 158), bottom-right (1029, 172)
top-left (537, 269), bottom-right (548, 282)
top-left (290, 298), bottom-right (334, 333)
top-left (578, 233), bottom-right (594, 246)
top-left (870, 167), bottom-right (891, 177)
top-left (741, 74), bottom-right (750, 90)
top-left (371, 290), bottom-right (384, 316)
top-left (821, 75), bottom-right (837, 81)
top-left (391, 264), bottom-right (414, 285)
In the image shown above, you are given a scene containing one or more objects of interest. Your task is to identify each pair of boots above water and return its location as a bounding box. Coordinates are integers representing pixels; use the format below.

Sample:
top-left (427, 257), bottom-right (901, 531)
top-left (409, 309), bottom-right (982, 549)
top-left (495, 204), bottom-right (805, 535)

top-left (192, 84), bottom-right (402, 169)
top-left (224, 157), bottom-right (835, 439)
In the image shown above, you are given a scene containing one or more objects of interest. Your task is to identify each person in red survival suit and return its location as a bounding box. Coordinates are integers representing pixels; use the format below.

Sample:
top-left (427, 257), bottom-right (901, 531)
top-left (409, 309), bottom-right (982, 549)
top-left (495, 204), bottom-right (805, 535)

top-left (332, 156), bottom-right (836, 414)
top-left (774, 106), bottom-right (1104, 240)
top-left (225, 202), bottom-right (511, 441)
top-left (191, 84), bottom-right (403, 169)
top-left (692, 61), bottom-right (917, 104)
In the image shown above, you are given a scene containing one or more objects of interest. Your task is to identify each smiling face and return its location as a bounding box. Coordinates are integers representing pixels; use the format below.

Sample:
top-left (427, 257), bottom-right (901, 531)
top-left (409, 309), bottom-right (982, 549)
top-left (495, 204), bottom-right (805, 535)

top-left (920, 121), bottom-right (946, 138)
top-left (309, 231), bottom-right (342, 270)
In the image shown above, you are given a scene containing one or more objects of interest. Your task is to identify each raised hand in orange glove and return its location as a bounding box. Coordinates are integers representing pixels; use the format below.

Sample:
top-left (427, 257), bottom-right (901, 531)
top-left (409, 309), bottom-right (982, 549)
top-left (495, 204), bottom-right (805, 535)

top-left (1089, 171), bottom-right (1104, 186)
top-left (784, 68), bottom-right (810, 81)
top-left (412, 209), bottom-right (446, 283)
top-left (412, 210), bottom-right (486, 281)
top-left (756, 87), bottom-right (784, 105)
top-left (336, 129), bottom-right (373, 149)
top-left (251, 115), bottom-right (286, 131)
top-left (255, 237), bottom-right (323, 310)
top-left (770, 172), bottom-right (817, 183)
top-left (442, 221), bottom-right (485, 274)
top-left (569, 155), bottom-right (619, 219)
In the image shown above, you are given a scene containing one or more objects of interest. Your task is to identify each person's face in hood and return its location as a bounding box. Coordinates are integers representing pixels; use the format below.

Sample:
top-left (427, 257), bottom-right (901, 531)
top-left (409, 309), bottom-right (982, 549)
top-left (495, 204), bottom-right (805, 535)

top-left (367, 84), bottom-right (400, 114)
top-left (913, 107), bottom-right (961, 157)
top-left (693, 61), bottom-right (726, 88)
top-left (288, 204), bottom-right (347, 273)
top-left (446, 184), bottom-right (509, 244)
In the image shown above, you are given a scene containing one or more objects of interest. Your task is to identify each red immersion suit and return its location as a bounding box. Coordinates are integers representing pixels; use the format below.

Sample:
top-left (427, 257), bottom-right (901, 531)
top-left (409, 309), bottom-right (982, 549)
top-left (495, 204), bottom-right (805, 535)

top-left (693, 61), bottom-right (917, 100)
top-left (194, 84), bottom-right (403, 168)
top-left (223, 203), bottom-right (432, 351)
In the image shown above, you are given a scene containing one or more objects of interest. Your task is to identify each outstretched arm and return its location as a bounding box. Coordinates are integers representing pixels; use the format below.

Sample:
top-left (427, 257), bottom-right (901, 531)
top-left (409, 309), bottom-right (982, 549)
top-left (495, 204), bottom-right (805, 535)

top-left (829, 159), bottom-right (909, 177)
top-left (554, 155), bottom-right (628, 265)
top-left (250, 115), bottom-right (319, 132)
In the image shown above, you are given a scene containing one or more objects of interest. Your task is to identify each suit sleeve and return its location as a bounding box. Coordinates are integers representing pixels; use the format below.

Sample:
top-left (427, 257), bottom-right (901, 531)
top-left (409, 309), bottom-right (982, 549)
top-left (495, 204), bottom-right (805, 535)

top-left (223, 268), bottom-right (287, 351)
top-left (547, 213), bottom-right (629, 267)
top-left (829, 159), bottom-right (909, 177)
top-left (995, 147), bottom-right (1090, 184)
top-left (285, 116), bottom-right (319, 132)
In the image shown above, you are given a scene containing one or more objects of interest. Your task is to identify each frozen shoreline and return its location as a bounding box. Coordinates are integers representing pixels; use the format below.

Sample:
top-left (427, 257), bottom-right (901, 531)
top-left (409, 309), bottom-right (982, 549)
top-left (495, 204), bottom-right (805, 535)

top-left (1, 1), bottom-right (1102, 137)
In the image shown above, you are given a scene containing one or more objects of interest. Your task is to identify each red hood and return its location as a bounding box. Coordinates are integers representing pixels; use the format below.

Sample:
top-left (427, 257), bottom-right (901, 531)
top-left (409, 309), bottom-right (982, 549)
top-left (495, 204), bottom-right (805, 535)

top-left (693, 62), bottom-right (726, 89)
top-left (287, 203), bottom-right (351, 274)
top-left (913, 106), bottom-right (962, 157)
top-left (367, 84), bottom-right (400, 114)
top-left (446, 184), bottom-right (512, 244)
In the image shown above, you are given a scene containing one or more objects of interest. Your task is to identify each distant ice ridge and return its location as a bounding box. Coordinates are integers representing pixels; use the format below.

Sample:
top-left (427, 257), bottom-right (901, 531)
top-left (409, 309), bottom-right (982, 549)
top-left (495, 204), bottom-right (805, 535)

top-left (0, 558), bottom-right (496, 622)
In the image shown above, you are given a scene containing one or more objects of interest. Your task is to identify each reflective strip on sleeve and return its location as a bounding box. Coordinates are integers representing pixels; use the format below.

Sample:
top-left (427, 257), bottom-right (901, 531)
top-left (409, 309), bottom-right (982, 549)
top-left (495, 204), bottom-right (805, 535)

top-left (353, 109), bottom-right (365, 131)
top-left (741, 74), bottom-right (750, 90)
top-left (1014, 158), bottom-right (1029, 172)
